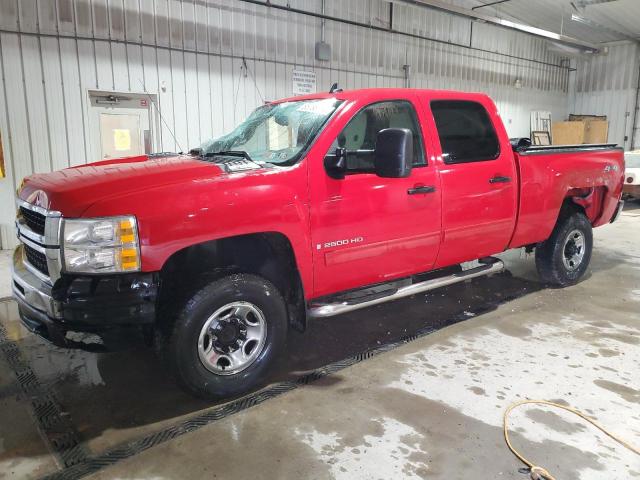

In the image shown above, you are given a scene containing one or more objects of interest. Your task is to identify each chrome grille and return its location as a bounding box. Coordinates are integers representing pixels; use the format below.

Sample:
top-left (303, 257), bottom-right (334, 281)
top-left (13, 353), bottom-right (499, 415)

top-left (20, 206), bottom-right (46, 235)
top-left (24, 244), bottom-right (49, 276)
top-left (16, 199), bottom-right (62, 284)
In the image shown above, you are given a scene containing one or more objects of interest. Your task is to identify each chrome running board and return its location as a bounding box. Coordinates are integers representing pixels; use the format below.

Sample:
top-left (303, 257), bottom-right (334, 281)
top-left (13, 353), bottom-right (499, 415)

top-left (308, 258), bottom-right (505, 318)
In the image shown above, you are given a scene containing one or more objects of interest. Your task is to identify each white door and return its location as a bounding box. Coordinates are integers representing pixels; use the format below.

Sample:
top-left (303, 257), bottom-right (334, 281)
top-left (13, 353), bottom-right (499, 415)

top-left (88, 92), bottom-right (155, 161)
top-left (99, 112), bottom-right (143, 159)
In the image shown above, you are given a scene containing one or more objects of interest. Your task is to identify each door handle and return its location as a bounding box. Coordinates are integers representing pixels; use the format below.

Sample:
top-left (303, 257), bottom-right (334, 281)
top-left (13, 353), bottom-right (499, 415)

top-left (489, 176), bottom-right (511, 184)
top-left (407, 185), bottom-right (436, 195)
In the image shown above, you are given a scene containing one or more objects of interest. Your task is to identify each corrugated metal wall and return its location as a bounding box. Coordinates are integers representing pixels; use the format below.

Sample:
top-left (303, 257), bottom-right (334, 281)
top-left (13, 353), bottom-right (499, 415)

top-left (0, 0), bottom-right (571, 248)
top-left (570, 42), bottom-right (640, 150)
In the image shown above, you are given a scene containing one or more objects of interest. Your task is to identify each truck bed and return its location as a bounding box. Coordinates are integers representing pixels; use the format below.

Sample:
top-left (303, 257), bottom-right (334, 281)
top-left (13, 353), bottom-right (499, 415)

top-left (509, 142), bottom-right (624, 248)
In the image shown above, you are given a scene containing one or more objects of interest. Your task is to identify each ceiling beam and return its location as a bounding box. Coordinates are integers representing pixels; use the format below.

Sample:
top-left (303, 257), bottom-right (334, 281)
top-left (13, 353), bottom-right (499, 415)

top-left (472, 0), bottom-right (512, 10)
top-left (396, 0), bottom-right (601, 52)
top-left (573, 0), bottom-right (620, 8)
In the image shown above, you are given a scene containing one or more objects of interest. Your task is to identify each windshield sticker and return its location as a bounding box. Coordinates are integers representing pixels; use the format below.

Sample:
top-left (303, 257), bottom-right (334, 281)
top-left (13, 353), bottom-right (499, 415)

top-left (298, 99), bottom-right (337, 115)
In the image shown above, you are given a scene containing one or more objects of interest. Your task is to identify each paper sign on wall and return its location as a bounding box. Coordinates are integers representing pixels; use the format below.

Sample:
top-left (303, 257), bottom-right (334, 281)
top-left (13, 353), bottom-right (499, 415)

top-left (113, 129), bottom-right (132, 151)
top-left (292, 70), bottom-right (316, 96)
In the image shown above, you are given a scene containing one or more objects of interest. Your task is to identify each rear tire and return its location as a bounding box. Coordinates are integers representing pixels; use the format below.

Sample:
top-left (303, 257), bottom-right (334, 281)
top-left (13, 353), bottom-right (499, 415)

top-left (535, 211), bottom-right (593, 287)
top-left (167, 273), bottom-right (287, 400)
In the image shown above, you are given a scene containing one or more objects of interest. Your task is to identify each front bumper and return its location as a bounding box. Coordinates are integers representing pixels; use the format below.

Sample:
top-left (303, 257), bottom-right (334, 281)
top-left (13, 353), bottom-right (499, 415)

top-left (12, 245), bottom-right (160, 350)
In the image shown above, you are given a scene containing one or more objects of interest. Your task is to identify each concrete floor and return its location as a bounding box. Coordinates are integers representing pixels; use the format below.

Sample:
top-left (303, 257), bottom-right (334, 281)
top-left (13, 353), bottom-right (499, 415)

top-left (0, 249), bottom-right (11, 300)
top-left (0, 204), bottom-right (639, 480)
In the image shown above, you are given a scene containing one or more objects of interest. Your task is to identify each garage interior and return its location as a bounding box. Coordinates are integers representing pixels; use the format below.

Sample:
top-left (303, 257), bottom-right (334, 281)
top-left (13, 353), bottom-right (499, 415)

top-left (0, 1), bottom-right (639, 479)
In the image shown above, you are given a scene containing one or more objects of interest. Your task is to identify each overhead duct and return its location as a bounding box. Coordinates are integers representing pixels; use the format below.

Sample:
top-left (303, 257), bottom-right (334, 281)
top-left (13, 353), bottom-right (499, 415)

top-left (573, 0), bottom-right (620, 7)
top-left (236, 0), bottom-right (576, 70)
top-left (394, 0), bottom-right (601, 53)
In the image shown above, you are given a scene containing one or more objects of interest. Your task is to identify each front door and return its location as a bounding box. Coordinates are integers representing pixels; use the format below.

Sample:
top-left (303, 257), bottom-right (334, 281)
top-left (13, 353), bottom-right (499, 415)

top-left (309, 97), bottom-right (442, 298)
top-left (425, 98), bottom-right (518, 268)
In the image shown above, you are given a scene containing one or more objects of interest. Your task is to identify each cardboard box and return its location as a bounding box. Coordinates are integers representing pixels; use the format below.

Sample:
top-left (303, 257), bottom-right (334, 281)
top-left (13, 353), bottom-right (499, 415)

top-left (583, 120), bottom-right (609, 144)
top-left (568, 114), bottom-right (607, 122)
top-left (567, 114), bottom-right (609, 144)
top-left (551, 119), bottom-right (609, 145)
top-left (552, 121), bottom-right (585, 145)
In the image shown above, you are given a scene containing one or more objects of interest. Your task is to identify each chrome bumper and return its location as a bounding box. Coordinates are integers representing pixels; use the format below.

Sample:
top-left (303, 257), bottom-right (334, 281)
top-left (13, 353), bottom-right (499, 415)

top-left (11, 245), bottom-right (62, 320)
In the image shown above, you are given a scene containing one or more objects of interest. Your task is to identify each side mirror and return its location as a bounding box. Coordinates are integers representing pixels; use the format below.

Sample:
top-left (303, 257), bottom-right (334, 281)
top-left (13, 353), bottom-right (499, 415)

top-left (374, 128), bottom-right (413, 178)
top-left (324, 148), bottom-right (347, 179)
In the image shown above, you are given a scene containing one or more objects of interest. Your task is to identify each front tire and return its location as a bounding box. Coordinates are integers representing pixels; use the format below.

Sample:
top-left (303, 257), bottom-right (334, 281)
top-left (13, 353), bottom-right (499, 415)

top-left (535, 211), bottom-right (593, 287)
top-left (167, 274), bottom-right (287, 400)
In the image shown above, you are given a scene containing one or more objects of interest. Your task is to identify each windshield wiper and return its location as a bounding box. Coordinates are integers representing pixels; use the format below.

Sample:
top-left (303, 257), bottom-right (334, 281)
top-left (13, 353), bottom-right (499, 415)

top-left (204, 150), bottom-right (253, 161)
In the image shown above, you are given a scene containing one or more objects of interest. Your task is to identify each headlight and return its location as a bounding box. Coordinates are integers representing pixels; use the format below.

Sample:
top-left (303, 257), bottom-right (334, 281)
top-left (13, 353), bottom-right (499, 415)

top-left (62, 216), bottom-right (140, 273)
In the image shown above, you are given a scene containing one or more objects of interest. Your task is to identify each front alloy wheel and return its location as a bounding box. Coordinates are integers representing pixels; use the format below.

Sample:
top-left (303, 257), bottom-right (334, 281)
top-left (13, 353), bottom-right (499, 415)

top-left (167, 274), bottom-right (287, 400)
top-left (198, 302), bottom-right (267, 375)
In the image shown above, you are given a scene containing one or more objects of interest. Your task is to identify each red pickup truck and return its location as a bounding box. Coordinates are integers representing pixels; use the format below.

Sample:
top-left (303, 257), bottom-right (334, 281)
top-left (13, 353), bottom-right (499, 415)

top-left (12, 88), bottom-right (624, 399)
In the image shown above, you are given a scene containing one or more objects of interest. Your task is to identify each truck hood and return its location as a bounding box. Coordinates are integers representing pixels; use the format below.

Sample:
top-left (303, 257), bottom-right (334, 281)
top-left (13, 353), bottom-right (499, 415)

top-left (17, 154), bottom-right (255, 217)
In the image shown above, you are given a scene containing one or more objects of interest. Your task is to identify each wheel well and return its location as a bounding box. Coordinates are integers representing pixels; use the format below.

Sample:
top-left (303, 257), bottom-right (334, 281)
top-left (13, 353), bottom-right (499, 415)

top-left (563, 186), bottom-right (606, 224)
top-left (157, 233), bottom-right (306, 332)
top-left (560, 196), bottom-right (586, 219)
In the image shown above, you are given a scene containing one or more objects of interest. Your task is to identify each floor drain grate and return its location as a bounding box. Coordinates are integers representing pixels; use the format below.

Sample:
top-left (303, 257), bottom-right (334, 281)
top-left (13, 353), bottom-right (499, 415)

top-left (0, 323), bottom-right (90, 469)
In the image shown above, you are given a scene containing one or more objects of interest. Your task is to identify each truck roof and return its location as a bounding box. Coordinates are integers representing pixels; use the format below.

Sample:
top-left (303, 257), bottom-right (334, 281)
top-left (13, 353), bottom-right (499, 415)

top-left (272, 88), bottom-right (493, 105)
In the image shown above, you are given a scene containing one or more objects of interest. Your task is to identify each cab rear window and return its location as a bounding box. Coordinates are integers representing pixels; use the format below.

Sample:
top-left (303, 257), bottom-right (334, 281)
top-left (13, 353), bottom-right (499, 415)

top-left (431, 100), bottom-right (500, 164)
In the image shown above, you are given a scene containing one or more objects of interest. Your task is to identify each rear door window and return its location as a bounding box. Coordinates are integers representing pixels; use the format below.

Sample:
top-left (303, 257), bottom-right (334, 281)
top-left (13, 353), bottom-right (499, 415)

top-left (431, 100), bottom-right (500, 164)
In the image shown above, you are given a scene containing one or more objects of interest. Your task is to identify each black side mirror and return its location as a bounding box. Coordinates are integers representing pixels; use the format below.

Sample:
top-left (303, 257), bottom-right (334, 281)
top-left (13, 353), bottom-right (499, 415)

top-left (374, 128), bottom-right (413, 178)
top-left (510, 137), bottom-right (531, 152)
top-left (324, 148), bottom-right (347, 179)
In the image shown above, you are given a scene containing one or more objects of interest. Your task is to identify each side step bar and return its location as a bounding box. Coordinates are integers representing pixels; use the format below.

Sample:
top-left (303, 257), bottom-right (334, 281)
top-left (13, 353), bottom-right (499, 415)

top-left (308, 258), bottom-right (505, 318)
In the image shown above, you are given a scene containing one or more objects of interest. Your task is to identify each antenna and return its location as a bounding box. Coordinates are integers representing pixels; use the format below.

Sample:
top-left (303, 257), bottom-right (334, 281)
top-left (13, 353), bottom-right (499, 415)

top-left (329, 82), bottom-right (343, 93)
top-left (137, 79), bottom-right (184, 154)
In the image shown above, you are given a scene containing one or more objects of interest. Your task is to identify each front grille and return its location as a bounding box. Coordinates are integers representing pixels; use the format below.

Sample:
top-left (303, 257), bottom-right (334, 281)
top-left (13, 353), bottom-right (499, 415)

top-left (24, 244), bottom-right (49, 276)
top-left (20, 206), bottom-right (46, 235)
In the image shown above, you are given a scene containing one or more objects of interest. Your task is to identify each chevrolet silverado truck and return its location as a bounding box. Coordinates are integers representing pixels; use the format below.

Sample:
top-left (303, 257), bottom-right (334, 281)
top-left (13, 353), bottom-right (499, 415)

top-left (12, 88), bottom-right (624, 399)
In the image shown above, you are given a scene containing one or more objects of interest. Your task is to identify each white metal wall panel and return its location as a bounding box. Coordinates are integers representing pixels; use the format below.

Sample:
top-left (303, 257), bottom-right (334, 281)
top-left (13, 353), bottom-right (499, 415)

top-left (40, 36), bottom-right (69, 173)
top-left (0, 35), bottom-right (15, 249)
top-left (21, 35), bottom-right (51, 174)
top-left (570, 42), bottom-right (640, 150)
top-left (60, 37), bottom-right (87, 167)
top-left (1, 33), bottom-right (33, 185)
top-left (0, 0), bottom-right (572, 248)
top-left (156, 47), bottom-right (176, 151)
top-left (78, 39), bottom-right (98, 162)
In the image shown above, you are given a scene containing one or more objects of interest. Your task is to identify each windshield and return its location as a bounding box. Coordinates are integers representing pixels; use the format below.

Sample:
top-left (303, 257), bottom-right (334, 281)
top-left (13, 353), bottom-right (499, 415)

top-left (199, 98), bottom-right (342, 166)
top-left (626, 153), bottom-right (640, 168)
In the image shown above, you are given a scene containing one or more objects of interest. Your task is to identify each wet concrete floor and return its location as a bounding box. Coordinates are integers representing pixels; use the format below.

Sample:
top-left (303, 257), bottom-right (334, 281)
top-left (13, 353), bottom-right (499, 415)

top-left (1, 205), bottom-right (639, 479)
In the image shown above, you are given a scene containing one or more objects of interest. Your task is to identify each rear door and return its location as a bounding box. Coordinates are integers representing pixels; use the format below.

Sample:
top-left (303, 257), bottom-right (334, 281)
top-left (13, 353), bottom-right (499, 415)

top-left (309, 95), bottom-right (442, 297)
top-left (424, 98), bottom-right (517, 268)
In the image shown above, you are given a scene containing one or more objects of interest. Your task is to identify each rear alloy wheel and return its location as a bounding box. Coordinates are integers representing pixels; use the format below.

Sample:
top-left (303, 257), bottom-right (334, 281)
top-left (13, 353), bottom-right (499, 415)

top-left (561, 229), bottom-right (586, 272)
top-left (168, 274), bottom-right (287, 400)
top-left (535, 212), bottom-right (593, 287)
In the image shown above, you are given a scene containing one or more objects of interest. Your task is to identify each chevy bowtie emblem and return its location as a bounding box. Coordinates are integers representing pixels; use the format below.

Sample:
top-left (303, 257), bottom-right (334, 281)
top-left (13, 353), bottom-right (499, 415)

top-left (26, 190), bottom-right (49, 208)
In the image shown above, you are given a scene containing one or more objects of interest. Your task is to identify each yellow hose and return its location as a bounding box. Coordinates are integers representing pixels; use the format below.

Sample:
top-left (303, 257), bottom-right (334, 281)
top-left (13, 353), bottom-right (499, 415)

top-left (504, 400), bottom-right (640, 480)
